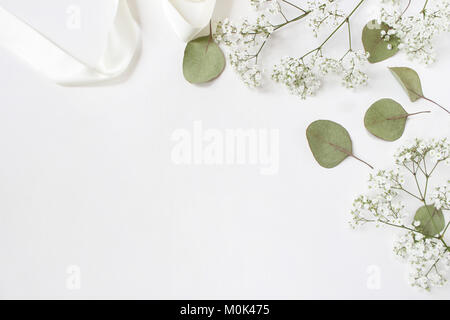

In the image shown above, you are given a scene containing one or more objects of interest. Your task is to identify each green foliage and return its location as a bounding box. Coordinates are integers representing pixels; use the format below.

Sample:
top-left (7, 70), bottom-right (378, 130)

top-left (306, 120), bottom-right (353, 169)
top-left (183, 36), bottom-right (225, 84)
top-left (364, 98), bottom-right (408, 141)
top-left (389, 67), bottom-right (424, 102)
top-left (362, 20), bottom-right (400, 63)
top-left (414, 205), bottom-right (445, 237)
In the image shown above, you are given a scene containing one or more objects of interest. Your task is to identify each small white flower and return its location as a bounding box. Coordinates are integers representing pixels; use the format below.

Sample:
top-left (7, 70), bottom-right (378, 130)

top-left (306, 0), bottom-right (344, 37)
top-left (377, 0), bottom-right (450, 65)
top-left (352, 137), bottom-right (450, 291)
top-left (250, 0), bottom-right (281, 14)
top-left (272, 56), bottom-right (321, 99)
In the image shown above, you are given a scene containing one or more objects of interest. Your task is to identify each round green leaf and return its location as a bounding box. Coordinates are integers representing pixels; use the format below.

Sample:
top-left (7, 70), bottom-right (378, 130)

top-left (306, 120), bottom-right (353, 168)
top-left (364, 98), bottom-right (408, 141)
top-left (183, 36), bottom-right (226, 84)
top-left (389, 67), bottom-right (424, 102)
top-left (414, 205), bottom-right (445, 237)
top-left (362, 20), bottom-right (400, 63)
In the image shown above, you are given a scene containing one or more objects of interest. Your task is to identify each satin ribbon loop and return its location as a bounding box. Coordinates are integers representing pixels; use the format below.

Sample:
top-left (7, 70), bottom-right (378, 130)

top-left (0, 0), bottom-right (140, 86)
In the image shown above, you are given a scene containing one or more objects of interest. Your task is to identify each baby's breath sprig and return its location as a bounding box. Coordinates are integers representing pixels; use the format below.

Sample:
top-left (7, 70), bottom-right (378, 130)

top-left (273, 0), bottom-right (370, 98)
top-left (214, 1), bottom-right (313, 87)
top-left (215, 0), bottom-right (371, 98)
top-left (376, 0), bottom-right (450, 65)
top-left (350, 138), bottom-right (450, 291)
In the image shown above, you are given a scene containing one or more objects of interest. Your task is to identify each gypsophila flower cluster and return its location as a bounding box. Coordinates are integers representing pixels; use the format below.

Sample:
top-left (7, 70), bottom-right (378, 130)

top-left (272, 49), bottom-right (369, 98)
top-left (250, 0), bottom-right (281, 14)
top-left (340, 50), bottom-right (370, 88)
top-left (394, 137), bottom-right (450, 165)
top-left (350, 138), bottom-right (450, 291)
top-left (350, 169), bottom-right (406, 228)
top-left (214, 0), bottom-right (369, 97)
top-left (430, 183), bottom-right (450, 211)
top-left (271, 56), bottom-right (321, 99)
top-left (377, 0), bottom-right (450, 64)
top-left (393, 232), bottom-right (450, 290)
top-left (215, 14), bottom-right (275, 87)
top-left (306, 0), bottom-right (344, 37)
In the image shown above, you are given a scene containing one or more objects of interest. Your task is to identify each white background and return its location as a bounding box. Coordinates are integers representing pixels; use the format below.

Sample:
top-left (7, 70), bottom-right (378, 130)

top-left (0, 0), bottom-right (449, 299)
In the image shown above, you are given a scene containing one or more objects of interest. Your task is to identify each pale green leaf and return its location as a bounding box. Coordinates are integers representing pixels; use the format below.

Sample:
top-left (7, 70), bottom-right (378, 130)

top-left (183, 36), bottom-right (225, 84)
top-left (389, 67), bottom-right (424, 102)
top-left (364, 98), bottom-right (408, 141)
top-left (306, 120), bottom-right (353, 169)
top-left (414, 205), bottom-right (445, 237)
top-left (362, 20), bottom-right (399, 63)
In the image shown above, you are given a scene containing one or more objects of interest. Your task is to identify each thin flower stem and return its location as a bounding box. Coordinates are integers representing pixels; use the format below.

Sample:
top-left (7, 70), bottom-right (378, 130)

top-left (422, 0), bottom-right (430, 14)
top-left (413, 171), bottom-right (425, 201)
top-left (281, 0), bottom-right (306, 13)
top-left (392, 186), bottom-right (423, 201)
top-left (379, 220), bottom-right (438, 239)
top-left (412, 159), bottom-right (426, 177)
top-left (274, 11), bottom-right (311, 30)
top-left (254, 36), bottom-right (269, 63)
top-left (280, 10), bottom-right (289, 23)
top-left (401, 0), bottom-right (412, 17)
top-left (252, 11), bottom-right (311, 63)
top-left (319, 0), bottom-right (365, 47)
top-left (425, 257), bottom-right (441, 277)
top-left (428, 160), bottom-right (441, 176)
top-left (442, 221), bottom-right (450, 237)
top-left (422, 156), bottom-right (428, 176)
top-left (300, 0), bottom-right (366, 59)
top-left (442, 239), bottom-right (449, 250)
top-left (347, 19), bottom-right (352, 50)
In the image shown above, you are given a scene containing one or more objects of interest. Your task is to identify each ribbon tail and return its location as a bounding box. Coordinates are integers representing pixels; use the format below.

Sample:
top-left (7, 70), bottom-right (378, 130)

top-left (0, 0), bottom-right (140, 86)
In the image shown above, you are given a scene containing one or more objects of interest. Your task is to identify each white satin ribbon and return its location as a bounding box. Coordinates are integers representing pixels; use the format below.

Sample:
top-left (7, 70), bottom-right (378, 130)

top-left (163, 0), bottom-right (216, 42)
top-left (0, 0), bottom-right (140, 86)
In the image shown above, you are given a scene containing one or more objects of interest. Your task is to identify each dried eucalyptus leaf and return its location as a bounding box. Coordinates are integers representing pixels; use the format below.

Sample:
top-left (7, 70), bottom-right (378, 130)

top-left (414, 205), bottom-right (445, 237)
top-left (306, 120), bottom-right (353, 168)
top-left (389, 67), bottom-right (424, 102)
top-left (183, 36), bottom-right (225, 84)
top-left (362, 20), bottom-right (399, 63)
top-left (364, 98), bottom-right (408, 141)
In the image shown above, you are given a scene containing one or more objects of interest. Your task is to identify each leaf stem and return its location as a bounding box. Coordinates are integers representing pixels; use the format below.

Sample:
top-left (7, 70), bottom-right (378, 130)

top-left (386, 110), bottom-right (431, 120)
top-left (329, 142), bottom-right (373, 169)
top-left (351, 154), bottom-right (374, 169)
top-left (206, 21), bottom-right (213, 53)
top-left (405, 88), bottom-right (450, 114)
top-left (420, 95), bottom-right (450, 115)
